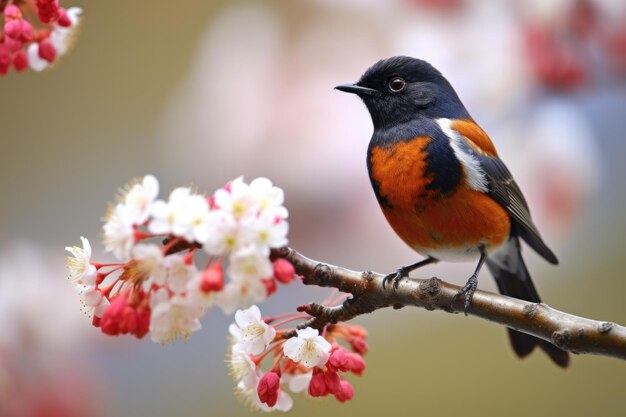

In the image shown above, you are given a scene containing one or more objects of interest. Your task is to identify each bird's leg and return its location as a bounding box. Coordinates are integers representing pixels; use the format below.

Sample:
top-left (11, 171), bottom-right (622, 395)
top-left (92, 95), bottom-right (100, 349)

top-left (452, 248), bottom-right (487, 316)
top-left (382, 257), bottom-right (438, 290)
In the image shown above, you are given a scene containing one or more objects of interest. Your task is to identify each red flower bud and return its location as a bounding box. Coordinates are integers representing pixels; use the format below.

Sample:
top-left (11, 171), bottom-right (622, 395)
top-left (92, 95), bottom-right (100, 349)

top-left (257, 371), bottom-right (281, 408)
top-left (4, 19), bottom-right (33, 43)
top-left (200, 261), bottom-right (224, 293)
top-left (323, 370), bottom-right (343, 395)
top-left (36, 0), bottom-right (60, 24)
top-left (100, 292), bottom-right (150, 339)
top-left (347, 352), bottom-right (366, 375)
top-left (327, 347), bottom-right (351, 373)
top-left (262, 278), bottom-right (277, 296)
top-left (38, 40), bottom-right (57, 63)
top-left (335, 380), bottom-right (354, 403)
top-left (308, 370), bottom-right (328, 397)
top-left (350, 335), bottom-right (368, 355)
top-left (273, 259), bottom-right (295, 284)
top-left (57, 8), bottom-right (71, 27)
top-left (13, 50), bottom-right (28, 72)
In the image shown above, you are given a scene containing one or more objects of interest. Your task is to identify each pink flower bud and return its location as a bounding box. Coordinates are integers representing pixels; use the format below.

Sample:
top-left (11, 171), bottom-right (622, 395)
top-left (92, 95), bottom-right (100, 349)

top-left (350, 335), bottom-right (368, 355)
top-left (38, 40), bottom-right (56, 62)
top-left (273, 259), bottom-right (295, 284)
top-left (257, 371), bottom-right (281, 408)
top-left (346, 352), bottom-right (366, 375)
top-left (323, 370), bottom-right (343, 395)
top-left (200, 261), bottom-right (224, 293)
top-left (13, 50), bottom-right (28, 72)
top-left (4, 19), bottom-right (33, 43)
top-left (308, 371), bottom-right (328, 397)
top-left (100, 292), bottom-right (150, 339)
top-left (327, 347), bottom-right (351, 373)
top-left (335, 380), bottom-right (354, 403)
top-left (3, 5), bottom-right (22, 20)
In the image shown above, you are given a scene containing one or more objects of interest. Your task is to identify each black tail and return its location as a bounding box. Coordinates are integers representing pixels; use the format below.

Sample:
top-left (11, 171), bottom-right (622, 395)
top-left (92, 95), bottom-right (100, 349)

top-left (486, 238), bottom-right (570, 368)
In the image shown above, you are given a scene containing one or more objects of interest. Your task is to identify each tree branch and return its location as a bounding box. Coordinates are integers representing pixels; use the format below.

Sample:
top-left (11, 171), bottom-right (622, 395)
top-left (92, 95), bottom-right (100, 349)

top-left (271, 247), bottom-right (626, 361)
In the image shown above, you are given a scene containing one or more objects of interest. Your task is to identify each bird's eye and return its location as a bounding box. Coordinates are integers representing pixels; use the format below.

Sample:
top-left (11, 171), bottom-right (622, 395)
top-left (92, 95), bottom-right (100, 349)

top-left (389, 77), bottom-right (406, 93)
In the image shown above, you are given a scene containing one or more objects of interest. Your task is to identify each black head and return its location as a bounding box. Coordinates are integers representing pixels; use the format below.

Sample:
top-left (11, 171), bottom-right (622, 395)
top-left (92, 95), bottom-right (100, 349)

top-left (336, 56), bottom-right (470, 130)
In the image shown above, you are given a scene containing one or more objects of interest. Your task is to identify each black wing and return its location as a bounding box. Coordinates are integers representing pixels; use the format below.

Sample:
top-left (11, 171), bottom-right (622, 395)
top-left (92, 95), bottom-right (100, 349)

top-left (477, 154), bottom-right (558, 265)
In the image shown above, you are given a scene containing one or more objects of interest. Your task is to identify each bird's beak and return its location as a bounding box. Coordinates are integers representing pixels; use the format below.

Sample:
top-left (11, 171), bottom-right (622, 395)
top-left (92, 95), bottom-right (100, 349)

top-left (335, 83), bottom-right (379, 96)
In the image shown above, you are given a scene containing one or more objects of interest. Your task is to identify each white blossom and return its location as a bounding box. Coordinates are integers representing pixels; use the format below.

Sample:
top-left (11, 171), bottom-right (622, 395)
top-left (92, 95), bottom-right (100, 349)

top-left (176, 193), bottom-right (211, 243)
top-left (27, 43), bottom-right (49, 72)
top-left (229, 305), bottom-right (275, 355)
top-left (103, 203), bottom-right (135, 260)
top-left (149, 187), bottom-right (192, 236)
top-left (250, 177), bottom-right (288, 219)
top-left (149, 288), bottom-right (202, 344)
top-left (65, 237), bottom-right (97, 287)
top-left (203, 210), bottom-right (243, 255)
top-left (213, 177), bottom-right (257, 219)
top-left (50, 7), bottom-right (83, 56)
top-left (214, 278), bottom-right (268, 314)
top-left (132, 243), bottom-right (166, 286)
top-left (122, 174), bottom-right (159, 225)
top-left (284, 372), bottom-right (313, 393)
top-left (241, 212), bottom-right (288, 254)
top-left (75, 284), bottom-right (109, 318)
top-left (227, 245), bottom-right (273, 282)
top-left (149, 187), bottom-right (210, 242)
top-left (283, 327), bottom-right (331, 368)
top-left (228, 344), bottom-right (260, 389)
top-left (164, 254), bottom-right (198, 294)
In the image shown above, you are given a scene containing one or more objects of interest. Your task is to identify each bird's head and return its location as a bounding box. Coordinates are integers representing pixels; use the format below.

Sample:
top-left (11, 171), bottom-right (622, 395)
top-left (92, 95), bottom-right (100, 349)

top-left (336, 56), bottom-right (469, 130)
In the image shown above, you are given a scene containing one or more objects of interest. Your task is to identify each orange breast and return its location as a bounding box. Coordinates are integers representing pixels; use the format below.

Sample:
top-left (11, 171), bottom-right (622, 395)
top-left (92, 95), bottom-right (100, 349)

top-left (380, 187), bottom-right (511, 258)
top-left (369, 137), bottom-right (436, 208)
top-left (370, 138), bottom-right (510, 259)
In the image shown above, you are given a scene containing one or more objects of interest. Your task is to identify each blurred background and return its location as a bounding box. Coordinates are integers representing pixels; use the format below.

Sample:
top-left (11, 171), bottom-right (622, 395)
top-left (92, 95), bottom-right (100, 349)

top-left (2, 0), bottom-right (626, 416)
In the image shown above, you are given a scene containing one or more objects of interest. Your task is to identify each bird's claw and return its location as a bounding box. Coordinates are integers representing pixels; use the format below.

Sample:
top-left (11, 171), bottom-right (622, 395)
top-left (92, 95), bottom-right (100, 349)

top-left (382, 267), bottom-right (409, 290)
top-left (452, 274), bottom-right (478, 316)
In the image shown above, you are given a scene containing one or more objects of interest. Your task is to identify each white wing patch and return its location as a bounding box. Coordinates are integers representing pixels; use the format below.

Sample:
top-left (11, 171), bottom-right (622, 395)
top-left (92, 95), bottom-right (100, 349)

top-left (436, 118), bottom-right (488, 192)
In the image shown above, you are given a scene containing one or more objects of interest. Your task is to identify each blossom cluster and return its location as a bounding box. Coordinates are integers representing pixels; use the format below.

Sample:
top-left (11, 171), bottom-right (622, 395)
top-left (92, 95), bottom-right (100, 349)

top-left (66, 175), bottom-right (294, 344)
top-left (227, 305), bottom-right (367, 412)
top-left (0, 0), bottom-right (82, 75)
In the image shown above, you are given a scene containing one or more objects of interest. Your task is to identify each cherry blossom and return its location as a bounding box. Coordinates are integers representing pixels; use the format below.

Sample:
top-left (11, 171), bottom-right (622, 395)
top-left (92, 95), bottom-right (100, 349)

top-left (283, 328), bottom-right (331, 368)
top-left (229, 305), bottom-right (276, 355)
top-left (1, 1), bottom-right (82, 76)
top-left (225, 305), bottom-right (367, 412)
top-left (149, 289), bottom-right (203, 344)
top-left (65, 236), bottom-right (96, 287)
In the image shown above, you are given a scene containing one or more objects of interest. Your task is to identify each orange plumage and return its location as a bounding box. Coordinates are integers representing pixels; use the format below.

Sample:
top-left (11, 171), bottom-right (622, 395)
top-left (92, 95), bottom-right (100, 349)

top-left (370, 137), bottom-right (510, 260)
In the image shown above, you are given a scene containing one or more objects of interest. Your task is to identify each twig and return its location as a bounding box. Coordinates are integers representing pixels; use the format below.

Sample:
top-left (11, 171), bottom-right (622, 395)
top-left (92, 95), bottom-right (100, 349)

top-left (271, 247), bottom-right (626, 361)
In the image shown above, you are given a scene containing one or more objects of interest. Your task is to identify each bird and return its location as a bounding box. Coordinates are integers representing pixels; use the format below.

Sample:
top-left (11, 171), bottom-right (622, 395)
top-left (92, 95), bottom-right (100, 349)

top-left (335, 56), bottom-right (569, 367)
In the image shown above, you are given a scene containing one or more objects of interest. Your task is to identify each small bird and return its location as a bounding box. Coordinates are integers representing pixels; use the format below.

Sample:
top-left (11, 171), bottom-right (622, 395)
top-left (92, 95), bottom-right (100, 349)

top-left (336, 56), bottom-right (569, 367)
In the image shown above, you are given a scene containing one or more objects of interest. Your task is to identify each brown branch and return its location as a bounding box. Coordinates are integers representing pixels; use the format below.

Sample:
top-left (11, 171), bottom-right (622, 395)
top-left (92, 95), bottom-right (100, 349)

top-left (271, 247), bottom-right (626, 361)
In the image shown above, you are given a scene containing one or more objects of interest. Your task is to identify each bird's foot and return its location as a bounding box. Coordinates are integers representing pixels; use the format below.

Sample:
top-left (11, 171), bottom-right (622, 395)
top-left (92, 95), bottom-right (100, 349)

top-left (452, 274), bottom-right (478, 316)
top-left (382, 258), bottom-right (438, 290)
top-left (382, 266), bottom-right (411, 290)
